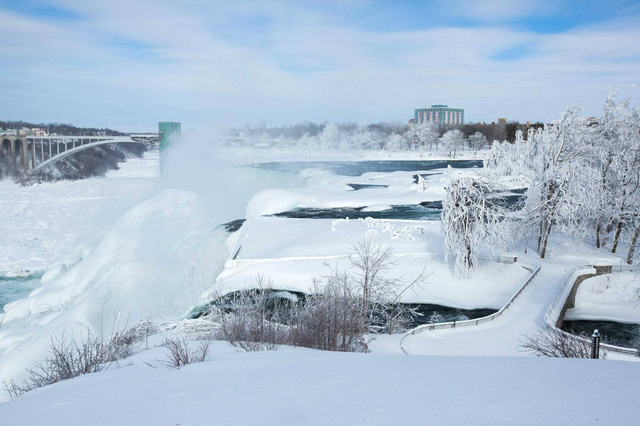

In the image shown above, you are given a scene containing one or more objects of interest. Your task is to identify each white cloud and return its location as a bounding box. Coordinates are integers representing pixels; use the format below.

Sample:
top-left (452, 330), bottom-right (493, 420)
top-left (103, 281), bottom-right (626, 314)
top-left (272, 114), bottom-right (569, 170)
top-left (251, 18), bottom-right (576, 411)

top-left (0, 0), bottom-right (638, 131)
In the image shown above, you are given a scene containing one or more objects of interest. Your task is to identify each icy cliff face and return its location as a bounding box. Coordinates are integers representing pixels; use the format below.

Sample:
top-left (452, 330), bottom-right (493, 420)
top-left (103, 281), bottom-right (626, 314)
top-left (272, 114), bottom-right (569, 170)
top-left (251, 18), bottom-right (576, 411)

top-left (0, 190), bottom-right (222, 389)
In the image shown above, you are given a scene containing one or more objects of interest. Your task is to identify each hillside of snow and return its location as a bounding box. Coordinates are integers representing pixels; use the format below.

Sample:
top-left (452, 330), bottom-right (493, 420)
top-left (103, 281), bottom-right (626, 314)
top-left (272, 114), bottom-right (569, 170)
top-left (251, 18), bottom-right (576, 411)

top-left (1, 343), bottom-right (638, 426)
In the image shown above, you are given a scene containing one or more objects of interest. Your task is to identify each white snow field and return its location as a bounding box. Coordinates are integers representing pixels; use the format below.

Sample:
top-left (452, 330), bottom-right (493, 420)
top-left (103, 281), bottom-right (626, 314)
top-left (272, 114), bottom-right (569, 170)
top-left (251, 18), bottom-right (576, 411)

top-left (1, 343), bottom-right (638, 426)
top-left (565, 272), bottom-right (640, 324)
top-left (0, 151), bottom-right (159, 275)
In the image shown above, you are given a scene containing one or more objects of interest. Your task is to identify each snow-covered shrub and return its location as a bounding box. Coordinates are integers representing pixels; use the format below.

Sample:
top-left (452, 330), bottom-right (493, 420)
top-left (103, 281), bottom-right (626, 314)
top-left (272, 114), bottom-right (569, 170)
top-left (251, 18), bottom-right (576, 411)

top-left (219, 287), bottom-right (291, 352)
top-left (289, 273), bottom-right (369, 352)
top-left (2, 319), bottom-right (162, 398)
top-left (519, 327), bottom-right (602, 359)
top-left (428, 311), bottom-right (445, 324)
top-left (3, 328), bottom-right (129, 398)
top-left (161, 337), bottom-right (211, 368)
top-left (210, 240), bottom-right (423, 352)
top-left (111, 320), bottom-right (159, 352)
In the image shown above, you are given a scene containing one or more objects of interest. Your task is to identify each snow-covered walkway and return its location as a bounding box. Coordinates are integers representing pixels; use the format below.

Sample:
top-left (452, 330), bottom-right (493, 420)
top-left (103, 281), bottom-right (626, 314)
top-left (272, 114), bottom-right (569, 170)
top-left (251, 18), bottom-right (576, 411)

top-left (401, 257), bottom-right (636, 360)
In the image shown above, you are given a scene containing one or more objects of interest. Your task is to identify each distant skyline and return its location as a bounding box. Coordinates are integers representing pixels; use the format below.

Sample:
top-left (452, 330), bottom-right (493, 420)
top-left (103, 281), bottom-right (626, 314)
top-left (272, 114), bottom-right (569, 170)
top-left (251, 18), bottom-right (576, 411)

top-left (1, 0), bottom-right (639, 132)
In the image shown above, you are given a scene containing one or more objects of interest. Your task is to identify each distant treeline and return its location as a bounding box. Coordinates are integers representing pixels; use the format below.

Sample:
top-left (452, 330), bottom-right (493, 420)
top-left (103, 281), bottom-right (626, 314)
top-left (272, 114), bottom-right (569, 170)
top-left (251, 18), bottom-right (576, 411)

top-left (1, 120), bottom-right (123, 136)
top-left (229, 120), bottom-right (544, 143)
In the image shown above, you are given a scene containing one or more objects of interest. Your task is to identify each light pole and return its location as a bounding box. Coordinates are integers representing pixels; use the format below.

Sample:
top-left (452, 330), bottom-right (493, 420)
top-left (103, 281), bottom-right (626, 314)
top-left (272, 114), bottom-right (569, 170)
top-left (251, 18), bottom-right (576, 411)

top-left (591, 329), bottom-right (600, 359)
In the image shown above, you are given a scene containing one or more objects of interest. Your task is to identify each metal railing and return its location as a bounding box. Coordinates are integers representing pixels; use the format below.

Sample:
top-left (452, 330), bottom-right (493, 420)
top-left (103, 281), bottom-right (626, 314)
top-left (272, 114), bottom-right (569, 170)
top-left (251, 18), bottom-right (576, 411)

top-left (543, 264), bottom-right (639, 357)
top-left (543, 265), bottom-right (596, 327)
top-left (400, 258), bottom-right (542, 352)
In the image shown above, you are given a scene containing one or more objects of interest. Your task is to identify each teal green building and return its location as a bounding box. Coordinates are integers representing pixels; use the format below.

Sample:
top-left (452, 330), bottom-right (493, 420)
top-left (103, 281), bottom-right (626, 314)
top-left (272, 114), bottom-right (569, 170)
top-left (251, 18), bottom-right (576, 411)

top-left (414, 105), bottom-right (464, 126)
top-left (158, 121), bottom-right (181, 152)
top-left (158, 122), bottom-right (181, 171)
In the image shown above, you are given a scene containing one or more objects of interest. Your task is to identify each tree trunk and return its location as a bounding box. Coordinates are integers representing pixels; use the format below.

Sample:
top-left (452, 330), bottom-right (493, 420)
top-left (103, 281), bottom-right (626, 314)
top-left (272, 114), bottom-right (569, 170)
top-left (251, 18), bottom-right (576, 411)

top-left (627, 225), bottom-right (640, 265)
top-left (611, 221), bottom-right (623, 254)
top-left (465, 240), bottom-right (473, 269)
top-left (540, 223), bottom-right (552, 259)
top-left (537, 221), bottom-right (544, 252)
top-left (595, 224), bottom-right (601, 248)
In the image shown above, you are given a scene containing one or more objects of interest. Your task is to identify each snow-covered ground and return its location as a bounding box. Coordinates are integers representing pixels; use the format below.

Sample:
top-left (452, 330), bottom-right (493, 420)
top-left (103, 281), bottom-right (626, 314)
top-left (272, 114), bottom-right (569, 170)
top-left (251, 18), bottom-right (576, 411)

top-left (213, 217), bottom-right (531, 309)
top-left (1, 145), bottom-right (638, 409)
top-left (565, 272), bottom-right (640, 324)
top-left (0, 151), bottom-right (159, 275)
top-left (1, 341), bottom-right (638, 426)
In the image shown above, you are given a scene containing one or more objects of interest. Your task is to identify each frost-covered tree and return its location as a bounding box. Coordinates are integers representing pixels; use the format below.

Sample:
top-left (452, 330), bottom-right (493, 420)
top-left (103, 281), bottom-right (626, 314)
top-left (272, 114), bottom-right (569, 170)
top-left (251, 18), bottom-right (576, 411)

top-left (320, 123), bottom-right (341, 151)
top-left (478, 91), bottom-right (640, 262)
top-left (524, 106), bottom-right (593, 258)
top-left (298, 132), bottom-right (319, 151)
top-left (440, 129), bottom-right (465, 158)
top-left (351, 126), bottom-right (372, 150)
top-left (415, 124), bottom-right (439, 152)
top-left (492, 122), bottom-right (507, 143)
top-left (608, 105), bottom-right (640, 255)
top-left (468, 131), bottom-right (488, 154)
top-left (386, 134), bottom-right (405, 151)
top-left (416, 174), bottom-right (428, 191)
top-left (442, 177), bottom-right (507, 277)
top-left (589, 90), bottom-right (626, 249)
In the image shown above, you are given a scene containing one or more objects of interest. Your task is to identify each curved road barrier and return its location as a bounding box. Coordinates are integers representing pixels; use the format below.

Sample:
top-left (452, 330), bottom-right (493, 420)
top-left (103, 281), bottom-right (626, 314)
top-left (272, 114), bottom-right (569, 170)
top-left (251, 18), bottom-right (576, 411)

top-left (543, 264), bottom-right (638, 357)
top-left (399, 258), bottom-right (542, 354)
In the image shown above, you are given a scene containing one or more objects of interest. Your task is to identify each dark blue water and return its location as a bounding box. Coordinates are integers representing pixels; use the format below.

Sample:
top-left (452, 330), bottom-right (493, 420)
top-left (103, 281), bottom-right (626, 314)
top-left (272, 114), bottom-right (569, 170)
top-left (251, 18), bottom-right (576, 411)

top-left (562, 320), bottom-right (640, 348)
top-left (411, 304), bottom-right (497, 326)
top-left (347, 184), bottom-right (389, 190)
top-left (272, 205), bottom-right (443, 220)
top-left (255, 160), bottom-right (483, 176)
top-left (220, 219), bottom-right (246, 232)
top-left (272, 192), bottom-right (524, 221)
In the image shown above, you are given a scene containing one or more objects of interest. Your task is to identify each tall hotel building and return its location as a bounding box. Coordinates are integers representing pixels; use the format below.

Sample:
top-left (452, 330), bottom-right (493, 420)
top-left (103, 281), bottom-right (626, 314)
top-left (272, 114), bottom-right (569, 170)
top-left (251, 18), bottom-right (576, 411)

top-left (414, 105), bottom-right (464, 126)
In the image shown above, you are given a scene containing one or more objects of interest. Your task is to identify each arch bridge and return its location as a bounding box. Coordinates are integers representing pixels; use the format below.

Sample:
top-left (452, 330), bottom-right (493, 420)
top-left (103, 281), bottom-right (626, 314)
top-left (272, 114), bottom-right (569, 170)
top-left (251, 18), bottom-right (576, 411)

top-left (0, 134), bottom-right (157, 173)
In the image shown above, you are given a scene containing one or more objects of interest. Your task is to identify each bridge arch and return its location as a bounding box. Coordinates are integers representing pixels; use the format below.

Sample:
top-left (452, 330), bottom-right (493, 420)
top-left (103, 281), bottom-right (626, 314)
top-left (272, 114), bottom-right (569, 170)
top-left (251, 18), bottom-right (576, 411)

top-left (13, 139), bottom-right (27, 167)
top-left (31, 136), bottom-right (144, 172)
top-left (1, 139), bottom-right (12, 159)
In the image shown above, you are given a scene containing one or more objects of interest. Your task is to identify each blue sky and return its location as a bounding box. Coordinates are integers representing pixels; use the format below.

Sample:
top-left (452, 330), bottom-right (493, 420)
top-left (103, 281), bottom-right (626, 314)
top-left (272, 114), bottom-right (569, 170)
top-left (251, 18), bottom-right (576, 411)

top-left (1, 0), bottom-right (639, 132)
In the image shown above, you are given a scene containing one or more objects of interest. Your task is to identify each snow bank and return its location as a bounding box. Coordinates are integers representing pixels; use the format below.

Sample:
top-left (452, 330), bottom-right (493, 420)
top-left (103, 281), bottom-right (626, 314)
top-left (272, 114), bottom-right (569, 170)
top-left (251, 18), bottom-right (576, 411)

top-left (362, 204), bottom-right (392, 212)
top-left (230, 217), bottom-right (434, 260)
top-left (2, 346), bottom-right (639, 426)
top-left (565, 272), bottom-right (640, 324)
top-left (209, 216), bottom-right (531, 308)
